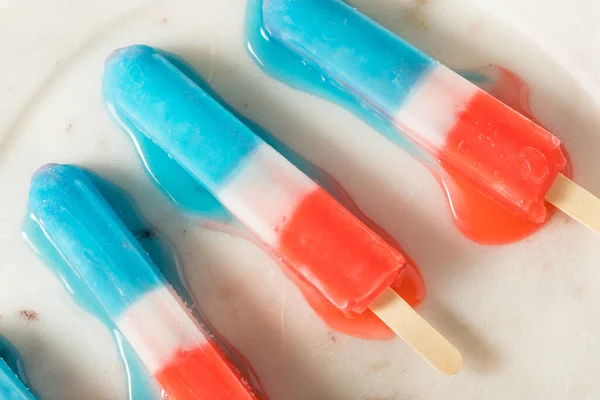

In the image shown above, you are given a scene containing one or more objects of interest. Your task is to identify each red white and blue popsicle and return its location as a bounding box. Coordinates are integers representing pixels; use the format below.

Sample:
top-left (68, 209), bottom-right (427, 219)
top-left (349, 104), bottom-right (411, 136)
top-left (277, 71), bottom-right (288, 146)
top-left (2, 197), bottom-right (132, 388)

top-left (27, 164), bottom-right (262, 400)
top-left (257, 0), bottom-right (600, 234)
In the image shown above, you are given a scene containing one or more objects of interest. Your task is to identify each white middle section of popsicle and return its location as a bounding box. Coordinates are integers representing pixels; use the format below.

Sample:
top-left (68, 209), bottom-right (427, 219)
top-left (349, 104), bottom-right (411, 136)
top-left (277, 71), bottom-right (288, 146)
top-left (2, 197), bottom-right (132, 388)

top-left (116, 286), bottom-right (207, 374)
top-left (217, 143), bottom-right (318, 246)
top-left (395, 64), bottom-right (479, 150)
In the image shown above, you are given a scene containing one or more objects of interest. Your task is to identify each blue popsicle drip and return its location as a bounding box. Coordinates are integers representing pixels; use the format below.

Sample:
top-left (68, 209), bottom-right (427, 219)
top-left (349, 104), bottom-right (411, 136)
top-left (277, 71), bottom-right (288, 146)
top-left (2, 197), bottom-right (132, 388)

top-left (0, 337), bottom-right (37, 400)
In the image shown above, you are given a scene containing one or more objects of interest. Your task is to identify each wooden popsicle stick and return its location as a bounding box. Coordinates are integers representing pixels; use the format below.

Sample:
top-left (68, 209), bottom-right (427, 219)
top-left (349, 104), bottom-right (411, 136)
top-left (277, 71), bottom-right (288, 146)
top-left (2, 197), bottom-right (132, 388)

top-left (369, 287), bottom-right (462, 375)
top-left (546, 173), bottom-right (600, 235)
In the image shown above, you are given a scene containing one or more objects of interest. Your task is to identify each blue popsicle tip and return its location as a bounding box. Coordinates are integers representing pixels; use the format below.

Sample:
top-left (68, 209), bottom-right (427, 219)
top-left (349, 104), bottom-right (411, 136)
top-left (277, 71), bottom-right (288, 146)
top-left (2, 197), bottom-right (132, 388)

top-left (102, 44), bottom-right (261, 189)
top-left (27, 164), bottom-right (164, 318)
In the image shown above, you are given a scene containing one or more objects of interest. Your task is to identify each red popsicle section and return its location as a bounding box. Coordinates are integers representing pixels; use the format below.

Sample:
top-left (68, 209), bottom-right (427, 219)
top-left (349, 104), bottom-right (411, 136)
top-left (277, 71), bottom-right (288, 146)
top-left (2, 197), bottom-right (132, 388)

top-left (278, 188), bottom-right (406, 315)
top-left (443, 89), bottom-right (567, 224)
top-left (439, 66), bottom-right (572, 244)
top-left (293, 185), bottom-right (424, 339)
top-left (156, 345), bottom-right (260, 400)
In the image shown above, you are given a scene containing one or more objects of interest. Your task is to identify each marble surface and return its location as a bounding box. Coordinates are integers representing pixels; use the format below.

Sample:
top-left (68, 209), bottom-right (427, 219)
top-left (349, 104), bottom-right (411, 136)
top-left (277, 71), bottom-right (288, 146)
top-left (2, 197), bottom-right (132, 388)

top-left (1, 0), bottom-right (599, 399)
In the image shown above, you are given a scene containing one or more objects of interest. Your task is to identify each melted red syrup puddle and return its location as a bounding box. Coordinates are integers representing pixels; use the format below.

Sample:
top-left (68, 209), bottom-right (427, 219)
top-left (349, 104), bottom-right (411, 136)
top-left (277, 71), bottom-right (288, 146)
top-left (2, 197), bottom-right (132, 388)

top-left (438, 66), bottom-right (573, 245)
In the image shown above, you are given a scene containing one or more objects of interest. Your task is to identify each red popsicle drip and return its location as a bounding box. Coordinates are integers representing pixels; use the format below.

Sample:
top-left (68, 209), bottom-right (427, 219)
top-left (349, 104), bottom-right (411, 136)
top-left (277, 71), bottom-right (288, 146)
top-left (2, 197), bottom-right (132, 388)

top-left (438, 66), bottom-right (572, 244)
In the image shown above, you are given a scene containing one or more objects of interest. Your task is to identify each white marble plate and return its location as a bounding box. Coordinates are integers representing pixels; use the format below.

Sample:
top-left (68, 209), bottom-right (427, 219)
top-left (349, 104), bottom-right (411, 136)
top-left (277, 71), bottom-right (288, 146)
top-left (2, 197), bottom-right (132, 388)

top-left (1, 0), bottom-right (599, 399)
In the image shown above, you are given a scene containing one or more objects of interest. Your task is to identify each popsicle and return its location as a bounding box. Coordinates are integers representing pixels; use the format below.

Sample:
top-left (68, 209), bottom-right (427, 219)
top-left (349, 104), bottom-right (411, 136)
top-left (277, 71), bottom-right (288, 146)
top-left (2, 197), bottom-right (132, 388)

top-left (27, 164), bottom-right (262, 399)
top-left (103, 45), bottom-right (462, 374)
top-left (0, 359), bottom-right (36, 400)
top-left (104, 47), bottom-right (425, 340)
top-left (255, 0), bottom-right (600, 234)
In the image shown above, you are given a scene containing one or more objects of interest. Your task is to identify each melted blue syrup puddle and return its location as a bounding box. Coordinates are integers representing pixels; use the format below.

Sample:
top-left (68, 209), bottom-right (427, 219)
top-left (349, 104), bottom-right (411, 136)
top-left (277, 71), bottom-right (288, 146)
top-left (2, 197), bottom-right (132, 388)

top-left (0, 336), bottom-right (38, 399)
top-left (22, 169), bottom-right (265, 399)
